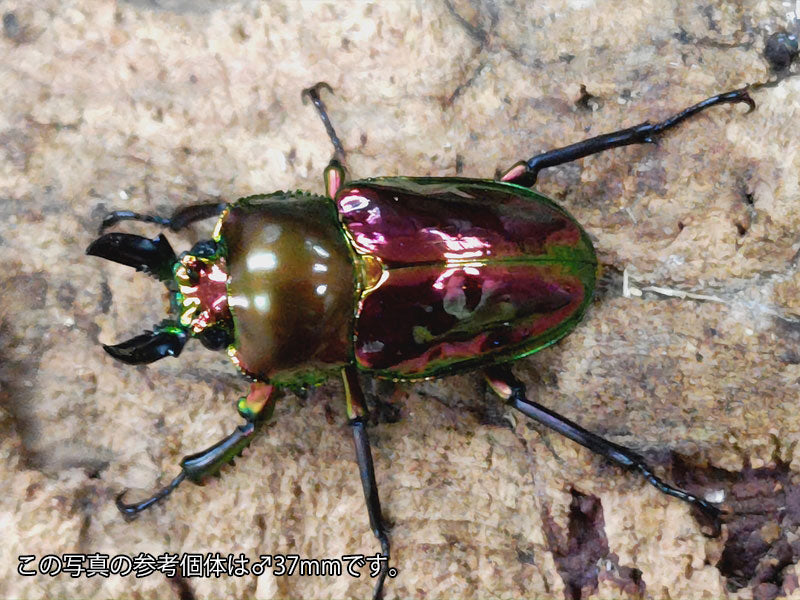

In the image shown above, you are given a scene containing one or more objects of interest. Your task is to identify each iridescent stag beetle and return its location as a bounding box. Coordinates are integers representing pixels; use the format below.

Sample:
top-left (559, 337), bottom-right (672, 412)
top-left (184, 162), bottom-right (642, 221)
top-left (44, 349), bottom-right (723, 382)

top-left (88, 83), bottom-right (754, 599)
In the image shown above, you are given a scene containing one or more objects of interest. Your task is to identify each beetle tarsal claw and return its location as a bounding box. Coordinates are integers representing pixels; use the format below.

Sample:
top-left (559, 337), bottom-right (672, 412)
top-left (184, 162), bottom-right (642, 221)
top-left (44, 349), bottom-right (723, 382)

top-left (86, 232), bottom-right (177, 282)
top-left (301, 81), bottom-right (334, 104)
top-left (114, 471), bottom-right (187, 518)
top-left (103, 328), bottom-right (188, 365)
top-left (114, 490), bottom-right (137, 519)
top-left (700, 512), bottom-right (723, 538)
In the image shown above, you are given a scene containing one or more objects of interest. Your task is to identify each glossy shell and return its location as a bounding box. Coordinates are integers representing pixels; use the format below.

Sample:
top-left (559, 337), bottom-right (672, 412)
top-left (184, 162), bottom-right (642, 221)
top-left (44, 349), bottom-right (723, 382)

top-left (335, 177), bottom-right (597, 380)
top-left (219, 193), bottom-right (356, 386)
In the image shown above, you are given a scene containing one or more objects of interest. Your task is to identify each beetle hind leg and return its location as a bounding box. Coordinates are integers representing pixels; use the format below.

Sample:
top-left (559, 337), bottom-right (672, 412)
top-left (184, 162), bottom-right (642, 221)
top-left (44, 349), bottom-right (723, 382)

top-left (342, 367), bottom-right (392, 600)
top-left (115, 383), bottom-right (277, 518)
top-left (484, 365), bottom-right (722, 536)
top-left (500, 87), bottom-right (754, 187)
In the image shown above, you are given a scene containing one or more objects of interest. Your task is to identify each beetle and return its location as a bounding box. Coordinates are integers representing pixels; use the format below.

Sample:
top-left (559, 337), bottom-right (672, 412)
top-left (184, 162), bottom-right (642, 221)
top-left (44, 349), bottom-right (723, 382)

top-left (87, 82), bottom-right (755, 599)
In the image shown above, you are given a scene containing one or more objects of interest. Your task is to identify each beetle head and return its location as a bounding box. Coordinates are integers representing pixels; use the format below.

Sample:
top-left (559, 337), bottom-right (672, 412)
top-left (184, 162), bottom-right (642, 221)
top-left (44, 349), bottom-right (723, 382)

top-left (86, 233), bottom-right (234, 364)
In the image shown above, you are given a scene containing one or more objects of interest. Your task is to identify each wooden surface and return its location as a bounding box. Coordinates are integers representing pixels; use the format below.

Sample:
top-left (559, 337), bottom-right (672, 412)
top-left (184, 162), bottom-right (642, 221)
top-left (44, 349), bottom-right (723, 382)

top-left (1, 1), bottom-right (799, 598)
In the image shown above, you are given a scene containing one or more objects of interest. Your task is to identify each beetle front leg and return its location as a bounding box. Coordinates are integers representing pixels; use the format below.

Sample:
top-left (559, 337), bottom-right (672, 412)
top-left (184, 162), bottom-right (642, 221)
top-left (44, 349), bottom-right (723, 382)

top-left (500, 87), bottom-right (755, 187)
top-left (484, 364), bottom-right (722, 535)
top-left (99, 201), bottom-right (227, 234)
top-left (115, 382), bottom-right (277, 517)
top-left (342, 366), bottom-right (391, 600)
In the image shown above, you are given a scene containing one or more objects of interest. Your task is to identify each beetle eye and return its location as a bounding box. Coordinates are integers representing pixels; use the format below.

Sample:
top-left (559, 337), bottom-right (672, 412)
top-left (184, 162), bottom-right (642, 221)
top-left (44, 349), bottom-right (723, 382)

top-left (189, 240), bottom-right (218, 258)
top-left (198, 326), bottom-right (232, 351)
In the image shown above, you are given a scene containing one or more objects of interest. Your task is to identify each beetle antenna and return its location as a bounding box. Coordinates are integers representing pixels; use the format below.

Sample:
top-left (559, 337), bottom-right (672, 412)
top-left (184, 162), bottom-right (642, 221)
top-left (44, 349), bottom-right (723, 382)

top-left (302, 81), bottom-right (346, 164)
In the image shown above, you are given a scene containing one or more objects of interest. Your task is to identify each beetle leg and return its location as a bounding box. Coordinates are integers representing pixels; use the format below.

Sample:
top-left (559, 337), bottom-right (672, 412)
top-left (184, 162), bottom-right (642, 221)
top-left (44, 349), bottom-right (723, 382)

top-left (99, 202), bottom-right (227, 234)
top-left (324, 160), bottom-right (346, 199)
top-left (342, 366), bottom-right (391, 600)
top-left (484, 364), bottom-right (722, 536)
top-left (115, 383), bottom-right (277, 518)
top-left (302, 82), bottom-right (348, 197)
top-left (302, 82), bottom-right (346, 163)
top-left (500, 87), bottom-right (755, 187)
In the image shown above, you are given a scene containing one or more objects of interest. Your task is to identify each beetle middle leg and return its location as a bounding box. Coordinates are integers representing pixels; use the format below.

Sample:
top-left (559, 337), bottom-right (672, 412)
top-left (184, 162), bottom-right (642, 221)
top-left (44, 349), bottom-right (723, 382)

top-left (342, 366), bottom-right (391, 600)
top-left (115, 382), bottom-right (277, 517)
top-left (302, 82), bottom-right (347, 198)
top-left (500, 87), bottom-right (755, 187)
top-left (484, 364), bottom-right (722, 535)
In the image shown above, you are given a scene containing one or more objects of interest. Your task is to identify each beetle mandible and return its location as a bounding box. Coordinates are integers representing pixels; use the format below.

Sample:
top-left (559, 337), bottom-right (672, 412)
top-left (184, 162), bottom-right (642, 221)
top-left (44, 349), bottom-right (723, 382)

top-left (87, 82), bottom-right (755, 599)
